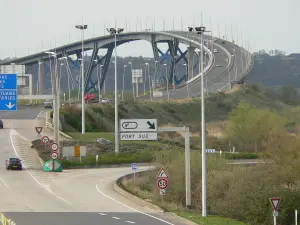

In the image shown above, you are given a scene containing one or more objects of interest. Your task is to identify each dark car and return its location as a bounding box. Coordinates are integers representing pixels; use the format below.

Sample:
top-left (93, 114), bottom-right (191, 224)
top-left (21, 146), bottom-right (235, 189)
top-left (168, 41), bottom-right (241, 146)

top-left (0, 119), bottom-right (3, 129)
top-left (5, 158), bottom-right (22, 170)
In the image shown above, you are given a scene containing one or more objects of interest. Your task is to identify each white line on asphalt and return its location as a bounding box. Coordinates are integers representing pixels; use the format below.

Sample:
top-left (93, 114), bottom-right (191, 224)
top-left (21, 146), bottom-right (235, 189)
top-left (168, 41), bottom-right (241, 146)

top-left (112, 217), bottom-right (120, 220)
top-left (98, 213), bottom-right (106, 216)
top-left (0, 177), bottom-right (11, 191)
top-left (9, 129), bottom-right (72, 205)
top-left (125, 221), bottom-right (136, 224)
top-left (96, 184), bottom-right (174, 225)
top-left (35, 111), bottom-right (44, 120)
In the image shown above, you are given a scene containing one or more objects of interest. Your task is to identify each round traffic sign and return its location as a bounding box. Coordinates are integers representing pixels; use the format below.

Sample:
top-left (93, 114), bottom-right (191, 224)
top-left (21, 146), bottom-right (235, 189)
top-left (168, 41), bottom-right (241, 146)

top-left (41, 136), bottom-right (50, 144)
top-left (51, 143), bottom-right (59, 151)
top-left (50, 152), bottom-right (58, 160)
top-left (157, 178), bottom-right (168, 189)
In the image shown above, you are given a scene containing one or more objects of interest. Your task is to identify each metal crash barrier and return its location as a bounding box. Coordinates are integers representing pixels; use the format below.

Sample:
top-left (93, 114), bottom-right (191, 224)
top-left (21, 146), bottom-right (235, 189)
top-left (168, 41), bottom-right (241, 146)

top-left (0, 213), bottom-right (16, 225)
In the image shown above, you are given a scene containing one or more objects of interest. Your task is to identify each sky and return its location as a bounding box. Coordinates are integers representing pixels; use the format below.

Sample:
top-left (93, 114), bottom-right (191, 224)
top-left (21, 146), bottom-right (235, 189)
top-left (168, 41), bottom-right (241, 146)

top-left (0, 0), bottom-right (299, 59)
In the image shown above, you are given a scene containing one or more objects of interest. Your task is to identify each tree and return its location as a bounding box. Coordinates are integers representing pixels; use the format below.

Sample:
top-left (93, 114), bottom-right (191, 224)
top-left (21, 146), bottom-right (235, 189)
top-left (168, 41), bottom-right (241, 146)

top-left (225, 102), bottom-right (284, 152)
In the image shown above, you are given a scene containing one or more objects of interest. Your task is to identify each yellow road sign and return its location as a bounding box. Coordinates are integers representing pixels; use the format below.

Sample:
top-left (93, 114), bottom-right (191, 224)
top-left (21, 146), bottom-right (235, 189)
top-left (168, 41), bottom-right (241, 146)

top-left (74, 145), bottom-right (80, 157)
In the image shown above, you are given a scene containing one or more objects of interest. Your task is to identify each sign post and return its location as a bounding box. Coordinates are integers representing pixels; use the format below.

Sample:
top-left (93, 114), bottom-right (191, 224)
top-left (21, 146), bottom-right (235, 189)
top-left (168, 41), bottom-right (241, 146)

top-left (157, 167), bottom-right (168, 205)
top-left (131, 163), bottom-right (138, 180)
top-left (35, 126), bottom-right (43, 139)
top-left (0, 74), bottom-right (18, 111)
top-left (270, 197), bottom-right (281, 225)
top-left (50, 143), bottom-right (59, 172)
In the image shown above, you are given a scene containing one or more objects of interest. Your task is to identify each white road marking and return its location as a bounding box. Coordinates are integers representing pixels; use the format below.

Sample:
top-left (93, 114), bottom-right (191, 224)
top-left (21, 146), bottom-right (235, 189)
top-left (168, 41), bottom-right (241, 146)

top-left (35, 111), bottom-right (44, 120)
top-left (95, 184), bottom-right (174, 225)
top-left (126, 221), bottom-right (136, 224)
top-left (0, 177), bottom-right (11, 191)
top-left (9, 129), bottom-right (72, 205)
top-left (98, 213), bottom-right (106, 216)
top-left (112, 217), bottom-right (120, 220)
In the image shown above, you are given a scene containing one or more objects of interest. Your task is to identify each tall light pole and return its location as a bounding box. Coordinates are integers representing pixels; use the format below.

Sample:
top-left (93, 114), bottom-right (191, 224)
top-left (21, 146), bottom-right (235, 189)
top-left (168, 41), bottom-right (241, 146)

top-left (183, 63), bottom-right (190, 98)
top-left (163, 63), bottom-right (169, 100)
top-left (45, 51), bottom-right (59, 145)
top-left (94, 59), bottom-right (101, 103)
top-left (128, 62), bottom-right (135, 101)
top-left (195, 26), bottom-right (208, 217)
top-left (107, 27), bottom-right (124, 155)
top-left (143, 64), bottom-right (147, 95)
top-left (154, 60), bottom-right (158, 89)
top-left (75, 24), bottom-right (88, 135)
top-left (122, 65), bottom-right (127, 99)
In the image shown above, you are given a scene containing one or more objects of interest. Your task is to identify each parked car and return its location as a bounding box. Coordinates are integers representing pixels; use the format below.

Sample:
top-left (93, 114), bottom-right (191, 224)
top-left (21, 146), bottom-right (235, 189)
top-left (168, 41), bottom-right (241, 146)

top-left (0, 119), bottom-right (3, 129)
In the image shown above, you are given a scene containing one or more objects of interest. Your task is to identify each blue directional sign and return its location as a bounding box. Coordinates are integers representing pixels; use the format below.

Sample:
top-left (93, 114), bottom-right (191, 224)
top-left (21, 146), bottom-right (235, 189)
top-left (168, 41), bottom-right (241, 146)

top-left (131, 163), bottom-right (138, 170)
top-left (0, 74), bottom-right (17, 111)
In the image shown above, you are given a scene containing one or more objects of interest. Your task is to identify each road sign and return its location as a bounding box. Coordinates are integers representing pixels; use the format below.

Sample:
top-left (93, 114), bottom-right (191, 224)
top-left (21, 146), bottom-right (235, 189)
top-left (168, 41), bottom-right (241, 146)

top-left (120, 119), bottom-right (157, 132)
top-left (0, 74), bottom-right (18, 111)
top-left (41, 136), bottom-right (50, 144)
top-left (206, 149), bottom-right (216, 153)
top-left (153, 91), bottom-right (163, 98)
top-left (160, 189), bottom-right (166, 195)
top-left (157, 178), bottom-right (168, 189)
top-left (50, 152), bottom-right (58, 160)
top-left (35, 127), bottom-right (43, 134)
top-left (131, 163), bottom-right (138, 170)
top-left (51, 143), bottom-right (59, 151)
top-left (270, 197), bottom-right (281, 212)
top-left (120, 132), bottom-right (158, 141)
top-left (74, 145), bottom-right (80, 157)
top-left (157, 167), bottom-right (168, 178)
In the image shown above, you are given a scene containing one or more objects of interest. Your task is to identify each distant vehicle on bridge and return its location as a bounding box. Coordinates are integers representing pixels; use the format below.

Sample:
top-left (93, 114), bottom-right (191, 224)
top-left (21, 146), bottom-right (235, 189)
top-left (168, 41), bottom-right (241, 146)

top-left (44, 100), bottom-right (52, 109)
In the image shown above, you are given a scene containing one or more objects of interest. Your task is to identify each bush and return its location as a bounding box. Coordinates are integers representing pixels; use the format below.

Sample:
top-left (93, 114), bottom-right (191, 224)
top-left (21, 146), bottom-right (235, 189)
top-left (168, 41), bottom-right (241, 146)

top-left (224, 152), bottom-right (259, 160)
top-left (60, 152), bottom-right (154, 168)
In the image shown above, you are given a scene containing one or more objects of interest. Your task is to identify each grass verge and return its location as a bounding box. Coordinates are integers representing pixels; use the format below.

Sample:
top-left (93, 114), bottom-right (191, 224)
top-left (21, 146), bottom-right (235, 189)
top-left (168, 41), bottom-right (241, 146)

top-left (120, 171), bottom-right (248, 225)
top-left (177, 212), bottom-right (247, 225)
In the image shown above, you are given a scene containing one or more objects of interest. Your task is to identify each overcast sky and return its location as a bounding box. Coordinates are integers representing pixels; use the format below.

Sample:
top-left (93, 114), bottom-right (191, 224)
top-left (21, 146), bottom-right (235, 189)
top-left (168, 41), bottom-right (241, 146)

top-left (0, 0), bottom-right (299, 58)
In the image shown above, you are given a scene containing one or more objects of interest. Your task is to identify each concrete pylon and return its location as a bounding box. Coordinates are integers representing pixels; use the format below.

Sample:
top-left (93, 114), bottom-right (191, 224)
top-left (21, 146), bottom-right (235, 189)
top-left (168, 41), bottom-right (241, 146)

top-left (187, 46), bottom-right (195, 79)
top-left (38, 61), bottom-right (44, 94)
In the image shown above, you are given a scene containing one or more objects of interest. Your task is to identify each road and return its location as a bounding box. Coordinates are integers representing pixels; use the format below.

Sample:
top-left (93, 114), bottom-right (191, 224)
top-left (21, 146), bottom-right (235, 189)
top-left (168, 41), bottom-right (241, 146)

top-left (140, 35), bottom-right (249, 100)
top-left (0, 107), bottom-right (193, 225)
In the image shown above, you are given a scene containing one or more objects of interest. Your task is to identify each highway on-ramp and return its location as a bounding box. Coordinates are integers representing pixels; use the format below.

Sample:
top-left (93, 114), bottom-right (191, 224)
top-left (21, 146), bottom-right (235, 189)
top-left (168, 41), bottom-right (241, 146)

top-left (0, 107), bottom-right (193, 225)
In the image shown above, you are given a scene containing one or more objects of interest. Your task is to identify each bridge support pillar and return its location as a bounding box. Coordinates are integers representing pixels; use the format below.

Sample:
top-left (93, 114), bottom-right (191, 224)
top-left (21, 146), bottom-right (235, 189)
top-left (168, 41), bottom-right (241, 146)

top-left (38, 61), bottom-right (44, 94)
top-left (187, 46), bottom-right (195, 80)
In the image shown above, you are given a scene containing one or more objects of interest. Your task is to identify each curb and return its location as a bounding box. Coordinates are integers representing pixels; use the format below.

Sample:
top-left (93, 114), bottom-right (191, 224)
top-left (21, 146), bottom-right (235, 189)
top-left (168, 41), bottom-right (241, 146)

top-left (113, 171), bottom-right (199, 225)
top-left (114, 171), bottom-right (166, 212)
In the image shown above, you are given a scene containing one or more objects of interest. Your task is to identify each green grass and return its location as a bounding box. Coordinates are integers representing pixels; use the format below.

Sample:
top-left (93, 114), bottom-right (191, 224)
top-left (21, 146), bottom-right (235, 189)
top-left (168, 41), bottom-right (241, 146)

top-left (177, 212), bottom-right (247, 225)
top-left (66, 132), bottom-right (160, 145)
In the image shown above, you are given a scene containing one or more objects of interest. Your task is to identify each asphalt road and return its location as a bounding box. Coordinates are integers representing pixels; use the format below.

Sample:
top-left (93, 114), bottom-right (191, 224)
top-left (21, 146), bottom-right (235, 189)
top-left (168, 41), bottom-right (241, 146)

top-left (0, 109), bottom-right (193, 225)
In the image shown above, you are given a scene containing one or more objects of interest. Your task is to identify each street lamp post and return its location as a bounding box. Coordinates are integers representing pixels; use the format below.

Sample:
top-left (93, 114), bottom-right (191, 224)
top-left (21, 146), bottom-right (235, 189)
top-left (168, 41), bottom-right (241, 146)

top-left (195, 26), bottom-right (208, 217)
top-left (154, 60), bottom-right (158, 89)
top-left (107, 27), bottom-right (124, 155)
top-left (122, 65), bottom-right (127, 99)
top-left (45, 51), bottom-right (59, 146)
top-left (163, 63), bottom-right (169, 100)
top-left (128, 62), bottom-right (135, 101)
top-left (183, 63), bottom-right (190, 98)
top-left (75, 24), bottom-right (88, 135)
top-left (94, 60), bottom-right (103, 103)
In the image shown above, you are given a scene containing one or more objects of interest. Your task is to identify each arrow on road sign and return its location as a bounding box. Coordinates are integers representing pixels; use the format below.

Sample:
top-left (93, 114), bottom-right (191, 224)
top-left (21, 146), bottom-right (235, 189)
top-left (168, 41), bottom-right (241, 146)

top-left (5, 102), bottom-right (15, 109)
top-left (147, 121), bottom-right (155, 129)
top-left (157, 167), bottom-right (168, 178)
top-left (270, 197), bottom-right (281, 212)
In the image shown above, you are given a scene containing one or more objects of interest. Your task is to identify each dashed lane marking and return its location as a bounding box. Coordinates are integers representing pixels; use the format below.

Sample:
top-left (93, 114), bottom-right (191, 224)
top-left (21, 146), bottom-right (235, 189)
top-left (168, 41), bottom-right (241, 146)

top-left (0, 177), bottom-right (11, 191)
top-left (9, 128), bottom-right (72, 204)
top-left (96, 184), bottom-right (174, 225)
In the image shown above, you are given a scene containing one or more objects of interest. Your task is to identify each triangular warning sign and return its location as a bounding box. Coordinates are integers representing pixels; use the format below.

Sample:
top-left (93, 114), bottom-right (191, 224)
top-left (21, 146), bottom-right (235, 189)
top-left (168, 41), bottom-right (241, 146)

top-left (270, 197), bottom-right (281, 212)
top-left (157, 167), bottom-right (168, 178)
